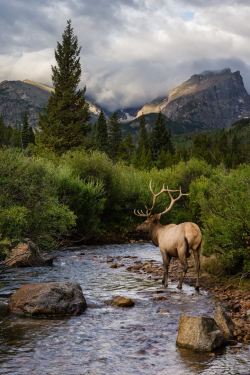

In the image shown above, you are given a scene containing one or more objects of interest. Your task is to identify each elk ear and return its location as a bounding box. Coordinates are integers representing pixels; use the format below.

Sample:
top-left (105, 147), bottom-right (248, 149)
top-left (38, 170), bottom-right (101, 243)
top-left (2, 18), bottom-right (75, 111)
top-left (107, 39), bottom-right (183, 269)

top-left (156, 213), bottom-right (162, 220)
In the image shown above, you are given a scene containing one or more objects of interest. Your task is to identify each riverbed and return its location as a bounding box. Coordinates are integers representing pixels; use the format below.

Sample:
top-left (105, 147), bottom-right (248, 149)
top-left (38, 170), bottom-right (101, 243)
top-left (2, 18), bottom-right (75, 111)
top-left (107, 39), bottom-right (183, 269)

top-left (0, 243), bottom-right (249, 375)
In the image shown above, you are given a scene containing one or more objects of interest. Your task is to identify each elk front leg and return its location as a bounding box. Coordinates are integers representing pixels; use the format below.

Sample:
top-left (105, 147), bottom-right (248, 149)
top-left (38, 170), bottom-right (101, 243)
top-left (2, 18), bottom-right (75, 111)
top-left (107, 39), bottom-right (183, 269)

top-left (177, 256), bottom-right (188, 290)
top-left (162, 253), bottom-right (171, 288)
top-left (193, 250), bottom-right (200, 292)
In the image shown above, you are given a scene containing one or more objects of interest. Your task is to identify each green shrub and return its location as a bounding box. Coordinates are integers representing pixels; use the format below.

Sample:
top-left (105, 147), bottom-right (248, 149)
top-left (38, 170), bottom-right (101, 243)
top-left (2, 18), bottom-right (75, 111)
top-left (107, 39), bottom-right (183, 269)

top-left (0, 149), bottom-right (76, 252)
top-left (191, 164), bottom-right (250, 274)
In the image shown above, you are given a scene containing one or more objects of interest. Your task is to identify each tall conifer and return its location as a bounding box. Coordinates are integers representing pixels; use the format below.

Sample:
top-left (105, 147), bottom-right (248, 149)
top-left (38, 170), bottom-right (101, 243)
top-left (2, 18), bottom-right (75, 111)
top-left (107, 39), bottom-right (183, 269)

top-left (96, 109), bottom-right (108, 152)
top-left (108, 112), bottom-right (122, 162)
top-left (138, 114), bottom-right (149, 154)
top-left (150, 112), bottom-right (173, 162)
top-left (21, 111), bottom-right (30, 149)
top-left (0, 114), bottom-right (5, 147)
top-left (39, 20), bottom-right (91, 154)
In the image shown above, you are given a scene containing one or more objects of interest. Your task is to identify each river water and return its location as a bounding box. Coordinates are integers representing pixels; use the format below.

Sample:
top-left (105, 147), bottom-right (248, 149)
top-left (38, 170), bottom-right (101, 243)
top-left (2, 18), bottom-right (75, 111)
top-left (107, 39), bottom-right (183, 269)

top-left (0, 243), bottom-right (249, 375)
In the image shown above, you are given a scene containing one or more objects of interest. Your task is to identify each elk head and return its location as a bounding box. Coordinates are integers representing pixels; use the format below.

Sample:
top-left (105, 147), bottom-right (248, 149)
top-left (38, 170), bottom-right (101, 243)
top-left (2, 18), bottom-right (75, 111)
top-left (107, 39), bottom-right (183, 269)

top-left (134, 181), bottom-right (190, 232)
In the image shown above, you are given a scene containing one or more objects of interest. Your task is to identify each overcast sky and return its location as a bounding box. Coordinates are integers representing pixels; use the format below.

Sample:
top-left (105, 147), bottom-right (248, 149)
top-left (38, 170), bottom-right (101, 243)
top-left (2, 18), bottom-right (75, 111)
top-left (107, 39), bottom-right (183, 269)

top-left (1, 0), bottom-right (250, 110)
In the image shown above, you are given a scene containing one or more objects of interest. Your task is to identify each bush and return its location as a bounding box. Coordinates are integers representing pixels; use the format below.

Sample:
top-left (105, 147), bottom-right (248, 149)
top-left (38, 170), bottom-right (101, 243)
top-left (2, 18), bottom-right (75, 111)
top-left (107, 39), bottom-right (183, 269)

top-left (54, 164), bottom-right (105, 234)
top-left (191, 164), bottom-right (250, 274)
top-left (0, 149), bottom-right (76, 252)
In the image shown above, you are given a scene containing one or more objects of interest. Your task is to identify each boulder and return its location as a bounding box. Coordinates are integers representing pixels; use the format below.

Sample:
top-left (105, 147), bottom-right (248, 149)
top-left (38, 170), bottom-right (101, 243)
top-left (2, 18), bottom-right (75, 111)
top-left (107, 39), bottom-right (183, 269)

top-left (214, 306), bottom-right (236, 339)
top-left (110, 296), bottom-right (135, 308)
top-left (8, 282), bottom-right (87, 316)
top-left (176, 315), bottom-right (227, 351)
top-left (5, 242), bottom-right (53, 268)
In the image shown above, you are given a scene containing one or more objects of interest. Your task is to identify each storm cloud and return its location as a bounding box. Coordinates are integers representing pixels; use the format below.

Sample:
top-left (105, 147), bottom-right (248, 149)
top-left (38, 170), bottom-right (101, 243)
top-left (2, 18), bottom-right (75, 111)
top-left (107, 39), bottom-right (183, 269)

top-left (1, 0), bottom-right (250, 111)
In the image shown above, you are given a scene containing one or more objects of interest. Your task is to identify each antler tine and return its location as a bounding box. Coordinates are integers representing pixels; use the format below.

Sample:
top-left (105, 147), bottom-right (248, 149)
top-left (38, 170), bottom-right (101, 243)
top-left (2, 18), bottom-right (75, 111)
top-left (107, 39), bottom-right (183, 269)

top-left (158, 186), bottom-right (191, 217)
top-left (134, 208), bottom-right (148, 217)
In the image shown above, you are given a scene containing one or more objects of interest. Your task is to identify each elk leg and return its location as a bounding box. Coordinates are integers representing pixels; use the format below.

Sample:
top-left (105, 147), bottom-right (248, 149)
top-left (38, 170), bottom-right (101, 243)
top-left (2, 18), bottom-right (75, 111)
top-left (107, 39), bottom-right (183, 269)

top-left (193, 250), bottom-right (200, 292)
top-left (162, 253), bottom-right (171, 288)
top-left (177, 257), bottom-right (188, 290)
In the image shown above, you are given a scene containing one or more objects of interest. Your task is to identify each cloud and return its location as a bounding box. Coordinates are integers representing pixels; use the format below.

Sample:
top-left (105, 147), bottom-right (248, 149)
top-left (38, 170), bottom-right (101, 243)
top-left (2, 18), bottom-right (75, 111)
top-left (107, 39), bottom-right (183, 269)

top-left (0, 0), bottom-right (250, 111)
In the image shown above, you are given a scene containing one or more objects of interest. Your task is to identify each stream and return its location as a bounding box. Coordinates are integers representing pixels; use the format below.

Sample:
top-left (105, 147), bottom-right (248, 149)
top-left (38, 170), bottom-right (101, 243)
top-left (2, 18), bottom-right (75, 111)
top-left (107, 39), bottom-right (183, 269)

top-left (0, 243), bottom-right (249, 375)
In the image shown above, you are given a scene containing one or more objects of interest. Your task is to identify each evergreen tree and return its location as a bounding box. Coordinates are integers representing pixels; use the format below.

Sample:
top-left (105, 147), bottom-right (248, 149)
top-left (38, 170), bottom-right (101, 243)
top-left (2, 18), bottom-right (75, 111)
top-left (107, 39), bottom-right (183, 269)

top-left (156, 150), bottom-right (167, 169)
top-left (138, 114), bottom-right (149, 154)
top-left (91, 121), bottom-right (98, 147)
top-left (13, 121), bottom-right (21, 148)
top-left (96, 109), bottom-right (108, 152)
top-left (0, 114), bottom-right (5, 147)
top-left (21, 111), bottom-right (30, 149)
top-left (118, 132), bottom-right (135, 163)
top-left (149, 112), bottom-right (172, 162)
top-left (29, 126), bottom-right (36, 145)
top-left (39, 20), bottom-right (91, 154)
top-left (108, 111), bottom-right (122, 162)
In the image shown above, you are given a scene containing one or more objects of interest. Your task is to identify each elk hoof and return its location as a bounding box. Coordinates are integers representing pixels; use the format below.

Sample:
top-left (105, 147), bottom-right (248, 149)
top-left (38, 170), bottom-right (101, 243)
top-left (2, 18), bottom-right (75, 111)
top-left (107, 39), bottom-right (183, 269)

top-left (195, 286), bottom-right (200, 292)
top-left (177, 284), bottom-right (182, 290)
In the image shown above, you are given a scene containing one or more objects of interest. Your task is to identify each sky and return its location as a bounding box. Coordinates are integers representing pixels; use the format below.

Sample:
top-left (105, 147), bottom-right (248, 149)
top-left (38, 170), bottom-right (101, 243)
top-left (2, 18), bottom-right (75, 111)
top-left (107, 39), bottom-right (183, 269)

top-left (1, 0), bottom-right (250, 111)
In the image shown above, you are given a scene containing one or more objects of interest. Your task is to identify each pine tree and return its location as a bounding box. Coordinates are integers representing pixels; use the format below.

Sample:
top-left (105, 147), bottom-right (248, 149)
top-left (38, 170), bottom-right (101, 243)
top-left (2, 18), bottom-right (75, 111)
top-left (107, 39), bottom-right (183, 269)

top-left (12, 121), bottom-right (21, 148)
top-left (29, 126), bottom-right (36, 145)
top-left (96, 109), bottom-right (108, 152)
top-left (108, 111), bottom-right (122, 162)
top-left (39, 20), bottom-right (91, 154)
top-left (0, 114), bottom-right (5, 147)
top-left (149, 112), bottom-right (172, 162)
top-left (118, 132), bottom-right (135, 163)
top-left (21, 111), bottom-right (30, 149)
top-left (91, 121), bottom-right (98, 147)
top-left (138, 114), bottom-right (149, 154)
top-left (156, 150), bottom-right (167, 169)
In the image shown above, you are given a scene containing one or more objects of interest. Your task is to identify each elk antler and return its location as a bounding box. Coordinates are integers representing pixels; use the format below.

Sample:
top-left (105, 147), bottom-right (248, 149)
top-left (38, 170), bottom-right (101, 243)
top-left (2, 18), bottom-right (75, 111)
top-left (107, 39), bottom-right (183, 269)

top-left (134, 181), bottom-right (189, 217)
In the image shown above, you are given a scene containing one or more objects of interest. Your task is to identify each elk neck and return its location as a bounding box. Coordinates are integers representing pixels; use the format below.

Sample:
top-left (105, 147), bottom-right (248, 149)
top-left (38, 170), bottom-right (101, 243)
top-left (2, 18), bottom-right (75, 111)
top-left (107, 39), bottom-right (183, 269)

top-left (149, 221), bottom-right (164, 247)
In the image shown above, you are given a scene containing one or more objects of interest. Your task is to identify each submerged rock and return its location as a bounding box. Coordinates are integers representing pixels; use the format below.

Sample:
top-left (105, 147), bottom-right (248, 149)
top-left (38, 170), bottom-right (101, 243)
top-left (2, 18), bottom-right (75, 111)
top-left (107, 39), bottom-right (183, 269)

top-left (110, 296), bottom-right (135, 308)
top-left (176, 315), bottom-right (226, 351)
top-left (214, 306), bottom-right (236, 339)
top-left (5, 242), bottom-right (53, 268)
top-left (8, 282), bottom-right (87, 316)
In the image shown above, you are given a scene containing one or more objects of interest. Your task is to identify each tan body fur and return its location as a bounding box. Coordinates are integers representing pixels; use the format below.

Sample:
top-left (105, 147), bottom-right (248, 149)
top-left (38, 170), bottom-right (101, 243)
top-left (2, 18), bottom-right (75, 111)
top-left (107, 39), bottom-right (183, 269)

top-left (137, 218), bottom-right (202, 290)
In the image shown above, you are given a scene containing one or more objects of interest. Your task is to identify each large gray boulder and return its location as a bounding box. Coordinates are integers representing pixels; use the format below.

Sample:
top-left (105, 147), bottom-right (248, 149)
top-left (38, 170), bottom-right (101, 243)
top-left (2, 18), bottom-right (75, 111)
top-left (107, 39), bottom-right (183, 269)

top-left (176, 315), bottom-right (227, 351)
top-left (8, 282), bottom-right (87, 317)
top-left (214, 306), bottom-right (236, 339)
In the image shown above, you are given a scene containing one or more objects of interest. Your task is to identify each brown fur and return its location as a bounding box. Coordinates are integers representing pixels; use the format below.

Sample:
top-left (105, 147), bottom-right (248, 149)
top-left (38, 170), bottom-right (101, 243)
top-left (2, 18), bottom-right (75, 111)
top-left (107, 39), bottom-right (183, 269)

top-left (137, 214), bottom-right (202, 291)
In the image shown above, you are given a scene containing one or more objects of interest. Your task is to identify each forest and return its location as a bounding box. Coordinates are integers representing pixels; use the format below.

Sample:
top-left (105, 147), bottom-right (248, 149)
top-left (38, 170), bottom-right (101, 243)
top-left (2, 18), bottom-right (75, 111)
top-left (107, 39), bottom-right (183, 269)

top-left (0, 20), bottom-right (250, 280)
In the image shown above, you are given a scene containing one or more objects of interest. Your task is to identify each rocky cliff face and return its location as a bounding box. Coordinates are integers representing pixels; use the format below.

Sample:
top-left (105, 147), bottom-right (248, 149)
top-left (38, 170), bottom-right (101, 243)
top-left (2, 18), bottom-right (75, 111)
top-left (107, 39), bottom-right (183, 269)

top-left (137, 69), bottom-right (250, 130)
top-left (0, 80), bottom-right (101, 127)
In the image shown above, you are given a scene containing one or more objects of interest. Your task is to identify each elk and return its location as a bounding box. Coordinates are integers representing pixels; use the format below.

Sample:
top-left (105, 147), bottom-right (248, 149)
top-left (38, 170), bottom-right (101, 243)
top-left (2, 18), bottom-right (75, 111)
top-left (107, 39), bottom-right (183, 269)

top-left (134, 182), bottom-right (202, 291)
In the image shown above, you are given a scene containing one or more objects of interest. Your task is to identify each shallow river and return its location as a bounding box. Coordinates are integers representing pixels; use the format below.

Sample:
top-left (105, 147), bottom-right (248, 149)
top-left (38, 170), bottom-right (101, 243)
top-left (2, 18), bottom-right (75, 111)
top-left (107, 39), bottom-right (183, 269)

top-left (0, 243), bottom-right (249, 375)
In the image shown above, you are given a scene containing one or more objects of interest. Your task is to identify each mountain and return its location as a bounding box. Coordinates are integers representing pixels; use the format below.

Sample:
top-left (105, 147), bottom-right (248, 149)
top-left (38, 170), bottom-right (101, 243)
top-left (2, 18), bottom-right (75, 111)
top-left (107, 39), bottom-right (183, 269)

top-left (0, 79), bottom-right (101, 127)
top-left (137, 69), bottom-right (250, 130)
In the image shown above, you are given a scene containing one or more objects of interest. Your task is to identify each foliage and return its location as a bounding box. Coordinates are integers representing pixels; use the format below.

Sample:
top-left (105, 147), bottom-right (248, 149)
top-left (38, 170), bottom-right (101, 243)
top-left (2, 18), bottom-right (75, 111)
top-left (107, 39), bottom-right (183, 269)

top-left (0, 149), bottom-right (76, 252)
top-left (21, 111), bottom-right (30, 149)
top-left (150, 112), bottom-right (174, 162)
top-left (190, 165), bottom-right (250, 274)
top-left (38, 20), bottom-right (91, 154)
top-left (54, 164), bottom-right (105, 234)
top-left (108, 111), bottom-right (122, 162)
top-left (95, 109), bottom-right (108, 153)
top-left (118, 132), bottom-right (135, 164)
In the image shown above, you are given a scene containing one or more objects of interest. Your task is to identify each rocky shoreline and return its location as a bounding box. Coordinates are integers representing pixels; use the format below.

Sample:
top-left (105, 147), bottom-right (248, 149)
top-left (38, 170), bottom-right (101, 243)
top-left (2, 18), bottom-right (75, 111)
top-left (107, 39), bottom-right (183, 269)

top-left (96, 240), bottom-right (250, 345)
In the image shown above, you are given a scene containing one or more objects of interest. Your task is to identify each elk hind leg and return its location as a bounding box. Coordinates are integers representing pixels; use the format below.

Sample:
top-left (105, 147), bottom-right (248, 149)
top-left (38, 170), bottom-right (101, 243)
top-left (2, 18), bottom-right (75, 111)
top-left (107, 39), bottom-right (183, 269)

top-left (193, 241), bottom-right (201, 292)
top-left (177, 240), bottom-right (189, 289)
top-left (162, 253), bottom-right (171, 288)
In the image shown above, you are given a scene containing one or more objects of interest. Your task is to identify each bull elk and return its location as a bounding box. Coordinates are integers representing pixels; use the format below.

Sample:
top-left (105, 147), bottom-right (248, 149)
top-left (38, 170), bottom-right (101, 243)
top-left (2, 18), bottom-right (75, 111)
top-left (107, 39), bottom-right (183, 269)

top-left (134, 182), bottom-right (202, 291)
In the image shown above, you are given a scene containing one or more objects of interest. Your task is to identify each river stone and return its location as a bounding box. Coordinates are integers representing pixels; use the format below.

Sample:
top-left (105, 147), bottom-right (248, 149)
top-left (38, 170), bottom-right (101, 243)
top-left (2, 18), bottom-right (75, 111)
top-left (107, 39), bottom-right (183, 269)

top-left (8, 282), bottom-right (87, 316)
top-left (110, 296), bottom-right (135, 308)
top-left (176, 315), bottom-right (227, 351)
top-left (214, 306), bottom-right (236, 339)
top-left (5, 242), bottom-right (53, 268)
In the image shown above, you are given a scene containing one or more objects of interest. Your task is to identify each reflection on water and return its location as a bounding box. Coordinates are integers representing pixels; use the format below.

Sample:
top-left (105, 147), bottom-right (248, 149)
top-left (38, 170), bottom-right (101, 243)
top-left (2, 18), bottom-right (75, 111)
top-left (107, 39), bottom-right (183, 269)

top-left (0, 243), bottom-right (249, 375)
